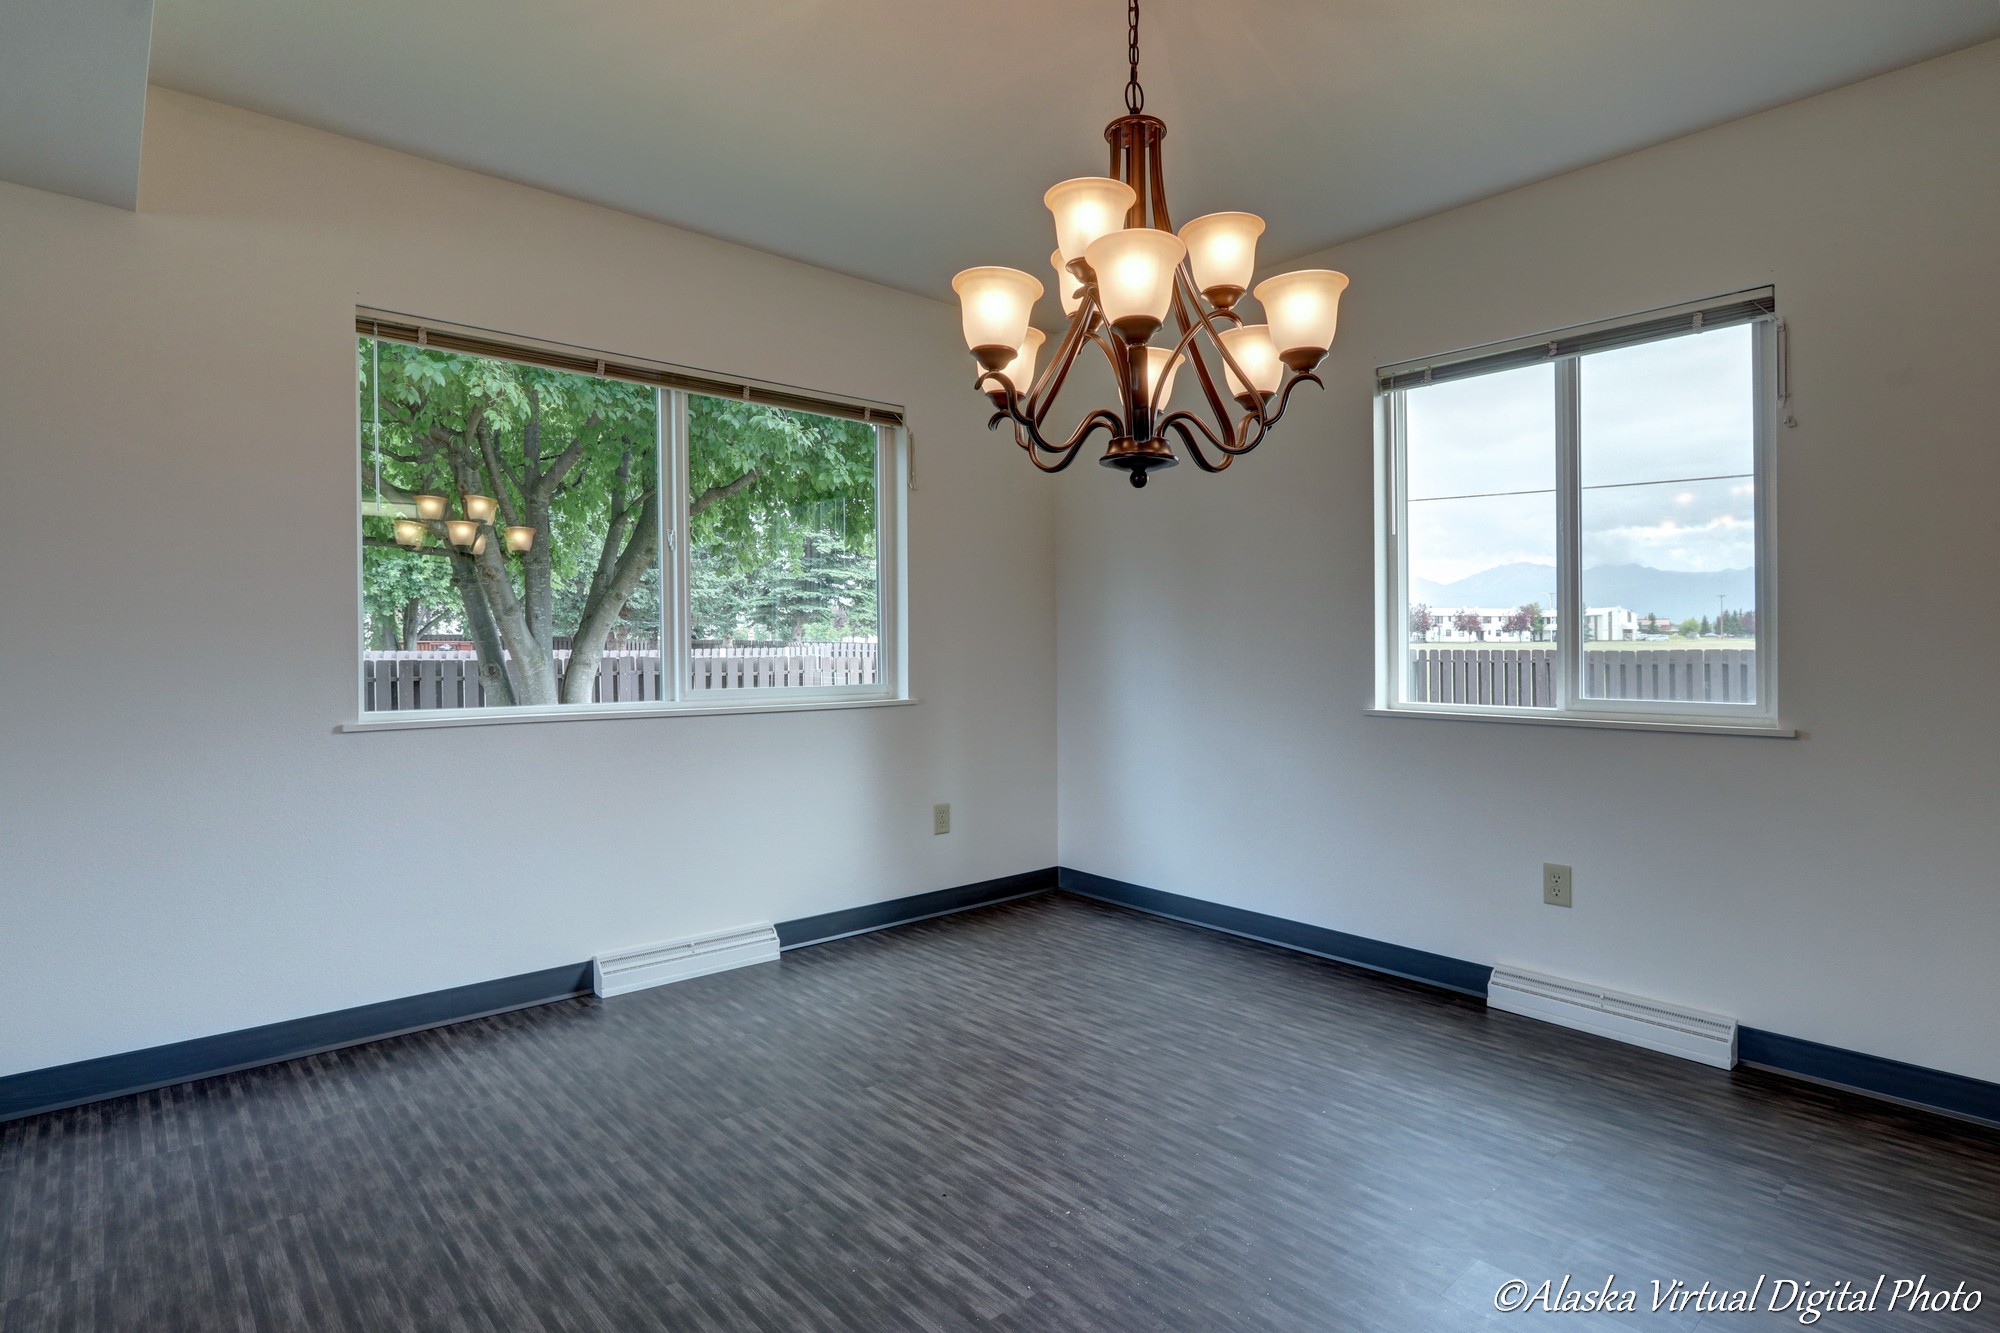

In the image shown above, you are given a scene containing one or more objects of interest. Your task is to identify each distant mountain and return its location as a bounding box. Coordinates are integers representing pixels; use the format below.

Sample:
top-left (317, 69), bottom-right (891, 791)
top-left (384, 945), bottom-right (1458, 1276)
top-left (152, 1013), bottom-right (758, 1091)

top-left (1413, 562), bottom-right (1753, 623)
top-left (1411, 563), bottom-right (1554, 610)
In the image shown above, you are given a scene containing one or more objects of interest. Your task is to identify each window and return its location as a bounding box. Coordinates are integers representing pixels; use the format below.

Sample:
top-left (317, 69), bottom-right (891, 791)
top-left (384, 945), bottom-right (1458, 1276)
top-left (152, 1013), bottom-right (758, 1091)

top-left (357, 313), bottom-right (901, 718)
top-left (1379, 291), bottom-right (1777, 727)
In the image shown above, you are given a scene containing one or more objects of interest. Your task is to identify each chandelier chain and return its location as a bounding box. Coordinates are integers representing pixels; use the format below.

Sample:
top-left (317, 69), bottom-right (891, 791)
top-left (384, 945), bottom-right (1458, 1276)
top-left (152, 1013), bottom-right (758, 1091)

top-left (1125, 0), bottom-right (1144, 114)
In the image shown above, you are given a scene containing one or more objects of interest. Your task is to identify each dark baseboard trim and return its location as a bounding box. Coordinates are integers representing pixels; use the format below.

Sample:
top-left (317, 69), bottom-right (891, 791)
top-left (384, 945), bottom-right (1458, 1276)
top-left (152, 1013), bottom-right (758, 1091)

top-left (12, 867), bottom-right (1993, 1137)
top-left (3, 870), bottom-right (1059, 1126)
top-left (0, 962), bottom-right (592, 1125)
top-left (1058, 867), bottom-right (1493, 998)
top-left (1060, 867), bottom-right (2000, 1131)
top-left (775, 868), bottom-right (1057, 950)
top-left (1739, 1028), bottom-right (2000, 1130)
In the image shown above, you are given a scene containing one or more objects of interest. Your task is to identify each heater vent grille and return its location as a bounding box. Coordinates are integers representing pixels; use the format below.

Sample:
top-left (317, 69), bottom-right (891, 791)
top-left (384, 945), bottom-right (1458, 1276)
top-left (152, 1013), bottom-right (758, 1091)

top-left (592, 923), bottom-right (780, 998)
top-left (1488, 965), bottom-right (1737, 1069)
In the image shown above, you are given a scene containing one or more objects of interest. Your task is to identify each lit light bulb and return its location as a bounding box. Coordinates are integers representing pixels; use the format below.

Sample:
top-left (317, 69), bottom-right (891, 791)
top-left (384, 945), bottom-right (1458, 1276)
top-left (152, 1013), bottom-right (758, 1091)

top-left (1178, 213), bottom-right (1265, 307)
top-left (987, 328), bottom-right (1046, 403)
top-left (1083, 229), bottom-right (1186, 344)
top-left (1218, 324), bottom-right (1283, 401)
top-left (952, 266), bottom-right (1043, 370)
top-left (1252, 269), bottom-right (1350, 370)
top-left (1043, 178), bottom-right (1138, 269)
top-left (1132, 346), bottom-right (1186, 408)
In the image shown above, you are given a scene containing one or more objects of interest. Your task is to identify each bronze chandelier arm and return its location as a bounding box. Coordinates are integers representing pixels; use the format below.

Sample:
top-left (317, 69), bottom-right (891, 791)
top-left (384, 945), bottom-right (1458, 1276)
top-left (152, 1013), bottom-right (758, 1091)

top-left (1156, 370), bottom-right (1321, 460)
top-left (980, 370), bottom-right (1126, 457)
top-left (1160, 415), bottom-right (1235, 473)
top-left (985, 405), bottom-right (1121, 470)
top-left (1153, 278), bottom-right (1246, 417)
top-left (1025, 291), bottom-right (1102, 427)
top-left (1168, 271), bottom-right (1252, 444)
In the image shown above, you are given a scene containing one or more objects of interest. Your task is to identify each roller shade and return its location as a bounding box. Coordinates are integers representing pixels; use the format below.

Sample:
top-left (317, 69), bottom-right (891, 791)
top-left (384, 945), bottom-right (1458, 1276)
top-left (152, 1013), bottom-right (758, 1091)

top-left (1376, 288), bottom-right (1775, 393)
top-left (357, 310), bottom-right (906, 429)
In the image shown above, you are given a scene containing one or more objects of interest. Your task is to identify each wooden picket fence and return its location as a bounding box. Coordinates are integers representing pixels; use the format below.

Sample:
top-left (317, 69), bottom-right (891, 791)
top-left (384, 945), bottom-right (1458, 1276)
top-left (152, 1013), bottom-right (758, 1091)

top-left (362, 642), bottom-right (877, 711)
top-left (1409, 646), bottom-right (1755, 706)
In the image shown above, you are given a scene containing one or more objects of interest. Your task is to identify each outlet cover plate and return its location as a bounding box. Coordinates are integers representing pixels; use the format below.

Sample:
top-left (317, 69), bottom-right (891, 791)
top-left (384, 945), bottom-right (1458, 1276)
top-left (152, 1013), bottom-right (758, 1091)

top-left (933, 803), bottom-right (951, 835)
top-left (1543, 863), bottom-right (1572, 908)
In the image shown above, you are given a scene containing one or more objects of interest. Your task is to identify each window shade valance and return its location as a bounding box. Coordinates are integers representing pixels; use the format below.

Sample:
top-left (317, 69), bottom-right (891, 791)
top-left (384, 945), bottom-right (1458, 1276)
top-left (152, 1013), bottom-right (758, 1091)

top-left (356, 310), bottom-right (907, 429)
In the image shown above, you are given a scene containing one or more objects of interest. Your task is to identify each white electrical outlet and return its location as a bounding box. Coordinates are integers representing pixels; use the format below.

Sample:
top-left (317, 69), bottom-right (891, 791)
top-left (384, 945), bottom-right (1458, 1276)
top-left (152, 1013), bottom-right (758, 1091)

top-left (933, 803), bottom-right (951, 835)
top-left (1543, 863), bottom-right (1573, 908)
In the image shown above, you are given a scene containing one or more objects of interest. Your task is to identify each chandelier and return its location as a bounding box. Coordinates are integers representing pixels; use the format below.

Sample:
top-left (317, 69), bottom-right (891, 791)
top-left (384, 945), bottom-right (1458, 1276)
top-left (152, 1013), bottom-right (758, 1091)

top-left (951, 0), bottom-right (1349, 488)
top-left (390, 490), bottom-right (536, 557)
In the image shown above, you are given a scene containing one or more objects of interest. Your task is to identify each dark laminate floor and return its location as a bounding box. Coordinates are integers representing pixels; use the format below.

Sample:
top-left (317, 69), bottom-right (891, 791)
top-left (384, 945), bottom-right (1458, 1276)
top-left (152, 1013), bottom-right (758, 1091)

top-left (4, 894), bottom-right (1999, 1332)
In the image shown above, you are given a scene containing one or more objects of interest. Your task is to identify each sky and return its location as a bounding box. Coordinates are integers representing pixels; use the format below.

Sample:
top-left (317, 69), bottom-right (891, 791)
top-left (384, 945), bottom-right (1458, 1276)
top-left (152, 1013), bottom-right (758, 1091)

top-left (1404, 323), bottom-right (1756, 586)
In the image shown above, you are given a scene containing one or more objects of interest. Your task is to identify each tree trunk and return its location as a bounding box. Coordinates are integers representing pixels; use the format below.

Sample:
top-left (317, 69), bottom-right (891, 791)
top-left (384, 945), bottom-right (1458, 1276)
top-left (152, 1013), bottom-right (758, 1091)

top-left (560, 484), bottom-right (662, 704)
top-left (472, 546), bottom-right (558, 705)
top-left (448, 555), bottom-right (516, 708)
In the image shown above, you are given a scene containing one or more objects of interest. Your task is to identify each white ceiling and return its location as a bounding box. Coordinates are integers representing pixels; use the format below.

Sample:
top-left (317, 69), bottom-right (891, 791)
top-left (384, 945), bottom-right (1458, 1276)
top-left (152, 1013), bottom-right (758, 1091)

top-left (145, 1), bottom-right (2000, 300)
top-left (0, 0), bottom-right (154, 209)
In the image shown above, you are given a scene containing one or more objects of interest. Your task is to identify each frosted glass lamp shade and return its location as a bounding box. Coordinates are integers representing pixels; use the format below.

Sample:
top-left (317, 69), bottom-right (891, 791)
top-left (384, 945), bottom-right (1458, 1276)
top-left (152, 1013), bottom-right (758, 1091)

top-left (392, 518), bottom-right (426, 548)
top-left (986, 327), bottom-right (1046, 402)
top-left (445, 518), bottom-right (480, 549)
top-left (1133, 345), bottom-right (1186, 408)
top-left (952, 267), bottom-right (1043, 370)
top-left (1253, 269), bottom-right (1350, 370)
top-left (1218, 324), bottom-right (1283, 402)
top-left (1084, 229), bottom-right (1186, 344)
top-left (1178, 212), bottom-right (1264, 307)
top-left (1043, 177), bottom-right (1137, 269)
top-left (504, 525), bottom-right (535, 553)
top-left (472, 532), bottom-right (488, 557)
top-left (411, 493), bottom-right (447, 521)
top-left (462, 493), bottom-right (498, 523)
top-left (1052, 251), bottom-right (1084, 316)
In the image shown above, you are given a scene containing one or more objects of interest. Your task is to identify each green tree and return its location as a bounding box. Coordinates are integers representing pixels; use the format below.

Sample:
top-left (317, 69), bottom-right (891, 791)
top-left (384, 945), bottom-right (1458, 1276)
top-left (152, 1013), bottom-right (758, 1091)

top-left (362, 533), bottom-right (460, 649)
top-left (685, 396), bottom-right (878, 643)
top-left (359, 341), bottom-right (877, 705)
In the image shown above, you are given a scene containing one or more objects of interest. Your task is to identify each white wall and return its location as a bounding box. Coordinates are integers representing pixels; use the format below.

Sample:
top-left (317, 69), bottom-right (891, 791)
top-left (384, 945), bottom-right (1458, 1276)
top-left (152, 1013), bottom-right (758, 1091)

top-left (1057, 42), bottom-right (2000, 1083)
top-left (0, 90), bottom-right (1056, 1077)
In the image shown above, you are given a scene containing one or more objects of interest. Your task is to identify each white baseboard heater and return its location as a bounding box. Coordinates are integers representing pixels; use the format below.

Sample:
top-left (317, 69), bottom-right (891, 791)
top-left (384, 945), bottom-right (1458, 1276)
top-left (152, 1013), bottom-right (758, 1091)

top-left (1487, 965), bottom-right (1738, 1069)
top-left (592, 923), bottom-right (780, 998)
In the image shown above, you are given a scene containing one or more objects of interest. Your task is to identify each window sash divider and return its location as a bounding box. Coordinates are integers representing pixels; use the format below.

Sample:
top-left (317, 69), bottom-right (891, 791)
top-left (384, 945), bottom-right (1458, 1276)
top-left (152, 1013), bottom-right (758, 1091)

top-left (666, 388), bottom-right (693, 705)
top-left (1554, 358), bottom-right (1582, 711)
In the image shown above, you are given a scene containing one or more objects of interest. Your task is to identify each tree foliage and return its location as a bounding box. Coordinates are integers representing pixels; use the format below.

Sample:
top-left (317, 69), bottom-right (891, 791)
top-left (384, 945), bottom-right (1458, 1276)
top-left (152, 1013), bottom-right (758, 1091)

top-left (359, 339), bottom-right (879, 704)
top-left (1408, 603), bottom-right (1435, 642)
top-left (685, 397), bottom-right (878, 643)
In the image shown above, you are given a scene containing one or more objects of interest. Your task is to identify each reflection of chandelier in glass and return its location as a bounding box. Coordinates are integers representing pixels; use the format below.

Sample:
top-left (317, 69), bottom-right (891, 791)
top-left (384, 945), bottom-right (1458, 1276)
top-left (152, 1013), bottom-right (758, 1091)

top-left (392, 491), bottom-right (535, 557)
top-left (951, 0), bottom-right (1349, 488)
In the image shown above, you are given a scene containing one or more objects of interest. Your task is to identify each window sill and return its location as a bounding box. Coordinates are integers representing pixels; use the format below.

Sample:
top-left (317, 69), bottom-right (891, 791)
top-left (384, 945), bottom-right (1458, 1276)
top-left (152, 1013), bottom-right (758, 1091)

top-left (339, 694), bottom-right (916, 734)
top-left (1364, 707), bottom-right (1795, 738)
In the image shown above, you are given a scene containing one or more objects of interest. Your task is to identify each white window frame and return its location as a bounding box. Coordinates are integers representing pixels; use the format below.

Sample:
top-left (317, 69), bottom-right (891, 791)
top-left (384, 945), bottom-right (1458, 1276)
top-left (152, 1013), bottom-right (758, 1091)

top-left (347, 313), bottom-right (909, 731)
top-left (1373, 293), bottom-right (1783, 735)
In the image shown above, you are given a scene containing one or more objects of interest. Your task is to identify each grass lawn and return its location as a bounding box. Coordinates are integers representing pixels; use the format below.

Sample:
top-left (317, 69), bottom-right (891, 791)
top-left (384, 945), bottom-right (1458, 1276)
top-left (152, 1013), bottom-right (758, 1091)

top-left (1412, 638), bottom-right (1755, 651)
top-left (1592, 637), bottom-right (1754, 651)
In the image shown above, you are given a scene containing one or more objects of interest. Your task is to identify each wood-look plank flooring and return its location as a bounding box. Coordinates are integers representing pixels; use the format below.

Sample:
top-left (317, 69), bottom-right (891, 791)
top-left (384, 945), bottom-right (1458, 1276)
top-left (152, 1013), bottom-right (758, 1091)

top-left (4, 893), bottom-right (1998, 1331)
